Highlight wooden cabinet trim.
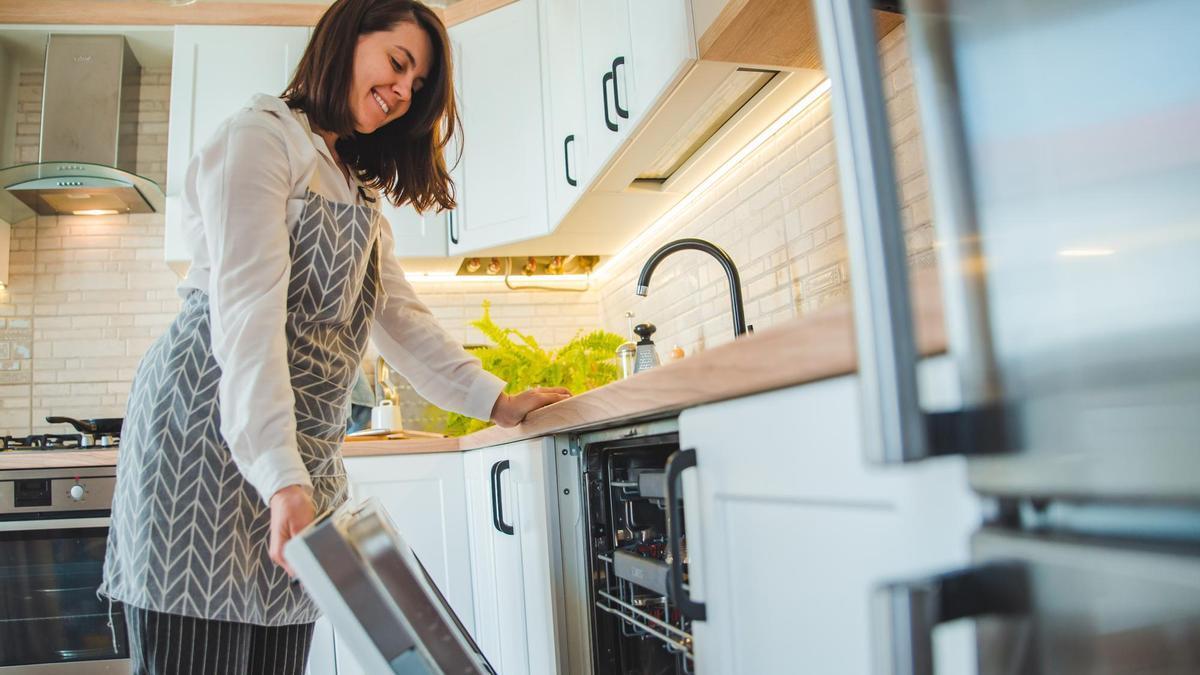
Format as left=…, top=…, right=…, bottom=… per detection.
left=0, top=0, right=514, bottom=27
left=698, top=0, right=903, bottom=69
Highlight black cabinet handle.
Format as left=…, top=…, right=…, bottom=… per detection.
left=563, top=134, right=577, bottom=186
left=602, top=71, right=617, bottom=132
left=611, top=56, right=629, bottom=120
left=665, top=448, right=705, bottom=621
left=448, top=210, right=459, bottom=245
left=490, top=459, right=514, bottom=535
left=874, top=562, right=1029, bottom=675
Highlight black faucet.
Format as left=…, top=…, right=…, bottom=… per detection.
left=635, top=237, right=749, bottom=338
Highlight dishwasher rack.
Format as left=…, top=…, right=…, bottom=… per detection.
left=579, top=431, right=697, bottom=675
left=594, top=552, right=695, bottom=666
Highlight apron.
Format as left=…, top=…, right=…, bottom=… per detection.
left=100, top=189, right=381, bottom=626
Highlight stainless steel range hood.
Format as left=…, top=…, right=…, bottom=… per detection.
left=0, top=34, right=164, bottom=222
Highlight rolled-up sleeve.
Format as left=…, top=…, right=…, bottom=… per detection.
left=372, top=216, right=506, bottom=421
left=195, top=115, right=311, bottom=505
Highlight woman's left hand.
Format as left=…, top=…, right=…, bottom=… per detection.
left=491, top=387, right=572, bottom=427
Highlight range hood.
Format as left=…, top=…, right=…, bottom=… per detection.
left=0, top=34, right=164, bottom=222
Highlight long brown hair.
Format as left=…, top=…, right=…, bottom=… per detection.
left=283, top=0, right=459, bottom=212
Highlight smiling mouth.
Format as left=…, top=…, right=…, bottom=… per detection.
left=372, top=89, right=391, bottom=115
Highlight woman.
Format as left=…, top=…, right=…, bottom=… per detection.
left=99, top=1, right=568, bottom=672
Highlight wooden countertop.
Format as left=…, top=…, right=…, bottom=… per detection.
left=0, top=270, right=945, bottom=470
left=458, top=268, right=945, bottom=450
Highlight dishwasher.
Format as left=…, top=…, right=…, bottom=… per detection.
left=560, top=421, right=701, bottom=675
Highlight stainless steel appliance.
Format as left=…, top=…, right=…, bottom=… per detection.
left=0, top=464, right=129, bottom=673
left=286, top=499, right=495, bottom=674
left=812, top=0, right=1200, bottom=671
left=0, top=34, right=164, bottom=223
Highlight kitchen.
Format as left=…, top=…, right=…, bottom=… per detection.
left=0, top=0, right=1198, bottom=673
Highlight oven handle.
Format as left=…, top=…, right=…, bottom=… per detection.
left=0, top=516, right=110, bottom=532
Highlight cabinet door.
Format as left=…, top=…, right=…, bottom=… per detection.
left=164, top=26, right=309, bottom=270
left=381, top=201, right=447, bottom=258
left=579, top=0, right=633, bottom=172
left=678, top=369, right=981, bottom=674
left=462, top=448, right=503, bottom=668
left=540, top=0, right=588, bottom=221
left=165, top=26, right=309, bottom=197
left=465, top=438, right=563, bottom=674
left=448, top=0, right=549, bottom=254
left=626, top=0, right=694, bottom=115
left=334, top=452, right=475, bottom=675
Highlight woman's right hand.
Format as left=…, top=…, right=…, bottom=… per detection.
left=268, top=484, right=316, bottom=577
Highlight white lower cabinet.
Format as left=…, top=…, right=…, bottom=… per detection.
left=463, top=438, right=564, bottom=674
left=678, top=360, right=983, bottom=674
left=320, top=452, right=475, bottom=675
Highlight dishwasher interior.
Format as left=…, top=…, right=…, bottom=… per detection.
left=580, top=430, right=695, bottom=674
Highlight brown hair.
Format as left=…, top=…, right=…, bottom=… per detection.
left=283, top=0, right=458, bottom=212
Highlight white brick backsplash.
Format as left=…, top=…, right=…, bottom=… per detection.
left=596, top=25, right=932, bottom=355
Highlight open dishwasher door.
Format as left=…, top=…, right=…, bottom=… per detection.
left=285, top=498, right=495, bottom=675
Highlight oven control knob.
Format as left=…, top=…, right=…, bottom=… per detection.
left=69, top=484, right=85, bottom=501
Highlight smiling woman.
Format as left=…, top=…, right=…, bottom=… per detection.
left=283, top=0, right=459, bottom=212
left=95, top=2, right=569, bottom=674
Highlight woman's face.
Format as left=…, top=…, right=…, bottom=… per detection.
left=350, top=21, right=433, bottom=134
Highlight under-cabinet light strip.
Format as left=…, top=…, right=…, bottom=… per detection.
left=594, top=78, right=833, bottom=280
left=404, top=273, right=591, bottom=284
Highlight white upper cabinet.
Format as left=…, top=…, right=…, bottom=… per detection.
left=381, top=201, right=448, bottom=258
left=578, top=0, right=634, bottom=174
left=165, top=26, right=310, bottom=198
left=540, top=0, right=589, bottom=226
left=447, top=0, right=551, bottom=255
left=627, top=0, right=695, bottom=117
left=163, top=26, right=309, bottom=270
left=441, top=0, right=693, bottom=256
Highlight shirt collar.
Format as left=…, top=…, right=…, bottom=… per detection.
left=244, top=94, right=379, bottom=206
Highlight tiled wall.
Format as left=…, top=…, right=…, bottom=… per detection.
left=595, top=24, right=932, bottom=354
left=395, top=282, right=601, bottom=351
left=0, top=67, right=178, bottom=435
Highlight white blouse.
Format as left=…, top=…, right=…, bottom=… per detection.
left=177, top=94, right=505, bottom=505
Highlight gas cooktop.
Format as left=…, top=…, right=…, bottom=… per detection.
left=0, top=434, right=117, bottom=452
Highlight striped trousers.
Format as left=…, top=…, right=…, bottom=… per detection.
left=125, top=605, right=314, bottom=675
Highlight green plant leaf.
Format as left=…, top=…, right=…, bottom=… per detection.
left=437, top=302, right=625, bottom=436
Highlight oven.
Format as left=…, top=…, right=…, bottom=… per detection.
left=0, top=465, right=129, bottom=673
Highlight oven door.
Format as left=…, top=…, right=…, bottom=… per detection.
left=0, top=516, right=130, bottom=673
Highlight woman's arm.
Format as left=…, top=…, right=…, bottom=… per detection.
left=371, top=215, right=569, bottom=426
left=194, top=114, right=312, bottom=505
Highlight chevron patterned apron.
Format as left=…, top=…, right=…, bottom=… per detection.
left=100, top=190, right=380, bottom=626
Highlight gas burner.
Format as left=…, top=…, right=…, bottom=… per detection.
left=1, top=434, right=85, bottom=451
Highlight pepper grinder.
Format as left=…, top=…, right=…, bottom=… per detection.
left=633, top=323, right=660, bottom=373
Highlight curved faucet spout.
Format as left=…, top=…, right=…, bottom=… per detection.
left=635, top=237, right=749, bottom=338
